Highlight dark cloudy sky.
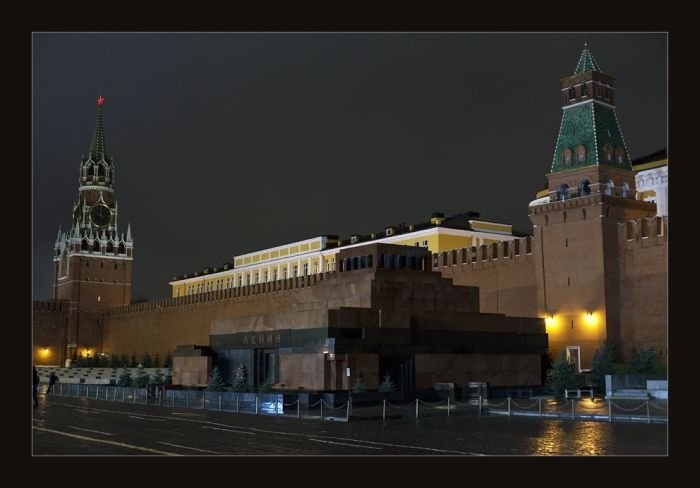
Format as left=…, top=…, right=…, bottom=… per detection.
left=32, top=32, right=667, bottom=301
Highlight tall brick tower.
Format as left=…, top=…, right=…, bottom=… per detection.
left=528, top=44, right=656, bottom=370
left=52, top=96, right=134, bottom=362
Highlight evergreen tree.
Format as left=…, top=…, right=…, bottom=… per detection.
left=165, top=369, right=172, bottom=385
left=629, top=348, right=664, bottom=374
left=351, top=376, right=367, bottom=393
left=117, top=366, right=133, bottom=387
left=142, top=352, right=153, bottom=368
left=546, top=352, right=581, bottom=396
left=164, top=351, right=173, bottom=368
left=134, top=364, right=150, bottom=388
left=207, top=367, right=228, bottom=392
left=153, top=353, right=161, bottom=368
left=378, top=373, right=396, bottom=393
left=232, top=364, right=248, bottom=392
left=119, top=353, right=129, bottom=368
left=152, top=369, right=166, bottom=386
left=591, top=343, right=619, bottom=389
left=109, top=353, right=119, bottom=368
left=130, top=353, right=138, bottom=367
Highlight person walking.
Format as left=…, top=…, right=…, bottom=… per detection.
left=33, top=367, right=40, bottom=407
left=47, top=371, right=58, bottom=395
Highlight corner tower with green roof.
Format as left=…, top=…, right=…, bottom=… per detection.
left=547, top=43, right=635, bottom=200
left=528, top=44, right=658, bottom=371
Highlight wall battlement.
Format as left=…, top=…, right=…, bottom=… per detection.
left=106, top=272, right=338, bottom=317
left=431, top=236, right=534, bottom=270
left=619, top=216, right=668, bottom=249
left=33, top=300, right=69, bottom=313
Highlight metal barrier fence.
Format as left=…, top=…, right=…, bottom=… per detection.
left=46, top=385, right=667, bottom=424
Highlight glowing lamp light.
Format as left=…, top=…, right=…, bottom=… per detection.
left=41, top=347, right=49, bottom=356
left=545, top=314, right=555, bottom=328
left=584, top=312, right=596, bottom=325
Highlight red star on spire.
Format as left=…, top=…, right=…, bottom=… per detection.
left=97, top=96, right=105, bottom=107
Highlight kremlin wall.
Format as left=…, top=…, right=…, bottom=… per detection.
left=33, top=45, right=668, bottom=392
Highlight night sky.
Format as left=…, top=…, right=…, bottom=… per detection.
left=32, top=33, right=667, bottom=301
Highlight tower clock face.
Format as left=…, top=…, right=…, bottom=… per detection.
left=89, top=204, right=112, bottom=228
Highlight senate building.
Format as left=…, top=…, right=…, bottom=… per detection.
left=33, top=45, right=667, bottom=392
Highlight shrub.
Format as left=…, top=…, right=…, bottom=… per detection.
left=351, top=377, right=367, bottom=393
left=546, top=352, right=581, bottom=396
left=232, top=364, right=249, bottom=392
left=207, top=367, right=228, bottom=392
left=117, top=366, right=132, bottom=387
left=378, top=373, right=396, bottom=392
left=133, top=365, right=150, bottom=388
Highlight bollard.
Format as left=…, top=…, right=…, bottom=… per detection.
left=478, top=395, right=482, bottom=415
left=647, top=400, right=651, bottom=424
left=255, top=396, right=259, bottom=415
left=275, top=397, right=278, bottom=416
left=96, top=386, right=99, bottom=400
left=447, top=396, right=450, bottom=417
left=382, top=399, right=386, bottom=421
left=133, top=389, right=136, bottom=404
left=572, top=399, right=575, bottom=420
left=236, top=395, right=239, bottom=413
left=60, top=383, right=63, bottom=396
left=415, top=399, right=419, bottom=419
left=186, top=391, right=189, bottom=409
left=219, top=395, right=222, bottom=412
left=508, top=397, right=511, bottom=416
left=122, top=388, right=125, bottom=402
left=320, top=399, right=324, bottom=420
left=539, top=398, right=542, bottom=417
left=172, top=391, right=175, bottom=407
left=298, top=400, right=301, bottom=419
left=202, top=393, right=206, bottom=409
left=113, top=388, right=117, bottom=402
left=609, top=399, right=612, bottom=422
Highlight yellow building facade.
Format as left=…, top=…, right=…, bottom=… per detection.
left=169, top=213, right=518, bottom=298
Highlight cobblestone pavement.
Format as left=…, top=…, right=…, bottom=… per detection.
left=32, top=395, right=667, bottom=456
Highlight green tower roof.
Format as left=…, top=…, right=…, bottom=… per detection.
left=551, top=103, right=631, bottom=173
left=574, top=43, right=601, bottom=74
left=88, top=95, right=107, bottom=157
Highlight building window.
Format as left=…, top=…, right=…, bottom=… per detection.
left=578, top=179, right=591, bottom=196
left=303, top=263, right=308, bottom=275
left=604, top=179, right=614, bottom=196
left=568, top=85, right=576, bottom=100
left=581, top=81, right=587, bottom=97
left=283, top=268, right=288, bottom=279
left=293, top=265, right=298, bottom=277
left=562, top=148, right=572, bottom=165
left=273, top=269, right=278, bottom=281
left=576, top=145, right=586, bottom=163
left=514, top=239, right=520, bottom=256
left=566, top=346, right=581, bottom=373
left=622, top=182, right=630, bottom=198
left=557, top=184, right=570, bottom=201
left=604, top=144, right=613, bottom=162
left=615, top=147, right=625, bottom=164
